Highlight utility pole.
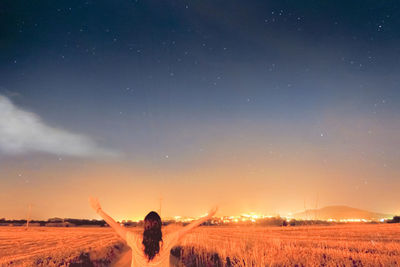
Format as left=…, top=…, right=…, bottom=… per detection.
left=304, top=198, right=308, bottom=220
left=26, top=203, right=32, bottom=229
left=314, top=193, right=319, bottom=221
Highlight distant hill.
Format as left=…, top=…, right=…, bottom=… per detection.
left=293, top=205, right=393, bottom=221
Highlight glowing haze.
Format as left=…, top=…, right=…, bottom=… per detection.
left=1, top=1, right=399, bottom=220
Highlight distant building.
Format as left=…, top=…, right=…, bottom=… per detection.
left=46, top=221, right=76, bottom=227
left=24, top=222, right=41, bottom=227
left=48, top=217, right=63, bottom=223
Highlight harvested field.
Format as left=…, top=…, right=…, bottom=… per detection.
left=173, top=224, right=400, bottom=266
left=0, top=227, right=125, bottom=266
left=2, top=224, right=400, bottom=266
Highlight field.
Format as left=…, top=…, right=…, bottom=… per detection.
left=1, top=224, right=400, bottom=266
left=0, top=227, right=125, bottom=266
left=174, top=224, right=400, bottom=267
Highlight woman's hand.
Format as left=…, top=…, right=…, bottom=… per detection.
left=88, top=196, right=128, bottom=241
left=207, top=205, right=218, bottom=218
left=89, top=196, right=102, bottom=214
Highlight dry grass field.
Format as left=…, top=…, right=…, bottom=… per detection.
left=1, top=224, right=400, bottom=266
left=174, top=224, right=400, bottom=267
left=0, top=226, right=125, bottom=266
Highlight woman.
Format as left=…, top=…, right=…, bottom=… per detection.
left=89, top=197, right=218, bottom=267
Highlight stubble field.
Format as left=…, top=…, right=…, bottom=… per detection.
left=0, top=227, right=125, bottom=266
left=175, top=224, right=400, bottom=266
left=1, top=224, right=400, bottom=266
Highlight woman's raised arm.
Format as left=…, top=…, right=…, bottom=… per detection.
left=89, top=196, right=128, bottom=241
left=176, top=206, right=218, bottom=240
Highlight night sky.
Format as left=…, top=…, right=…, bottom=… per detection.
left=1, top=1, right=399, bottom=220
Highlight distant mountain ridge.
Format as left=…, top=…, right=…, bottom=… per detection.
left=293, top=205, right=393, bottom=221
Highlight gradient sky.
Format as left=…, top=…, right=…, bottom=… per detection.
left=1, top=0, right=399, bottom=220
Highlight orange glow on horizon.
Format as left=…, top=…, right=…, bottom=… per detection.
left=1, top=129, right=399, bottom=221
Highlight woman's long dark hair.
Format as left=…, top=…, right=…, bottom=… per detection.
left=142, top=211, right=163, bottom=261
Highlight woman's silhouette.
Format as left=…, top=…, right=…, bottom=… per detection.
left=89, top=197, right=218, bottom=267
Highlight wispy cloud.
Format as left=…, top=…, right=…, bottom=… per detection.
left=0, top=95, right=118, bottom=157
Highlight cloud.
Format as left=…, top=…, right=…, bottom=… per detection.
left=0, top=95, right=118, bottom=157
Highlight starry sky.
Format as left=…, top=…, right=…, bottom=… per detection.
left=1, top=0, right=399, bottom=220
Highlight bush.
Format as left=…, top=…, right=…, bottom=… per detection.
left=388, top=216, right=400, bottom=223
